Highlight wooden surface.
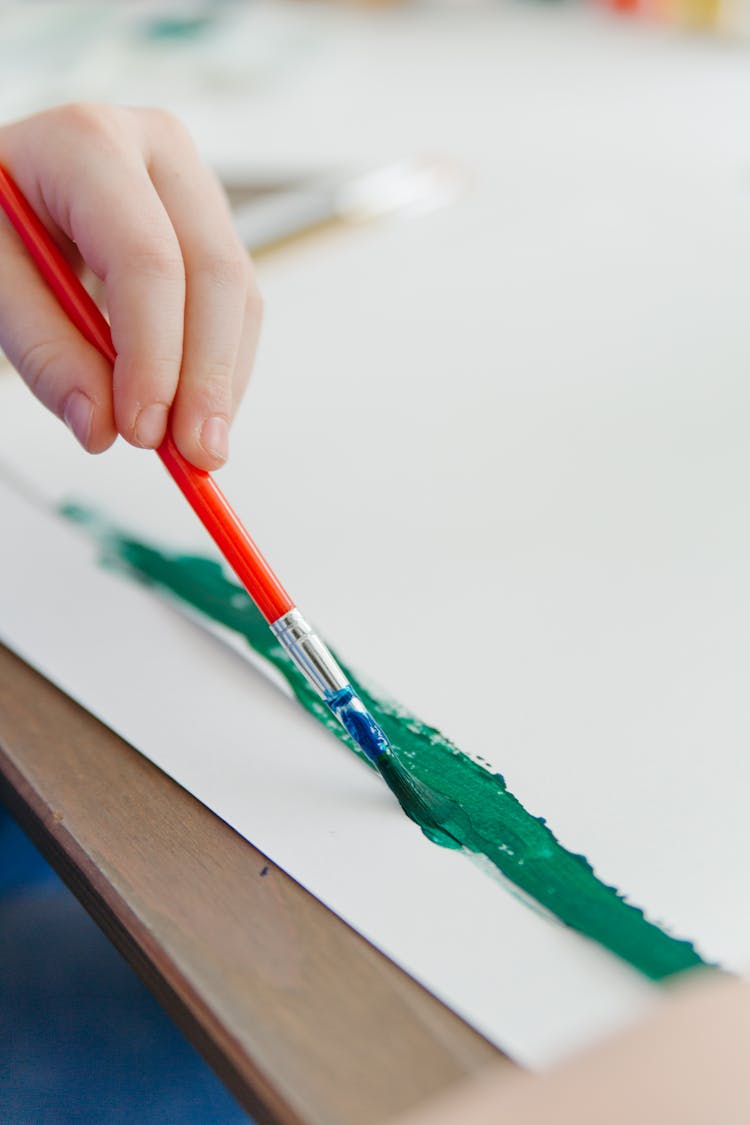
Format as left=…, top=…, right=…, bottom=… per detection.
left=0, top=643, right=507, bottom=1125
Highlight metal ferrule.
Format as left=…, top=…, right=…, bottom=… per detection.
left=270, top=608, right=349, bottom=698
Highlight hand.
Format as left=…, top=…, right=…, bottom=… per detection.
left=389, top=972, right=750, bottom=1125
left=0, top=103, right=262, bottom=469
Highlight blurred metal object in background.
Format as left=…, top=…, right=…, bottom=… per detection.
left=226, top=157, right=468, bottom=255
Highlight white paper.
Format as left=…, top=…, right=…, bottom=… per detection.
left=0, top=475, right=658, bottom=1067
left=2, top=1, right=750, bottom=1067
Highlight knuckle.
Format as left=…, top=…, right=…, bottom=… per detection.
left=17, top=337, right=63, bottom=405
left=207, top=362, right=236, bottom=391
left=182, top=368, right=234, bottom=418
left=55, top=102, right=128, bottom=148
left=199, top=368, right=235, bottom=408
left=140, top=106, right=191, bottom=145
left=124, top=237, right=185, bottom=284
left=148, top=355, right=184, bottom=382
left=199, top=249, right=248, bottom=290
left=117, top=353, right=181, bottom=396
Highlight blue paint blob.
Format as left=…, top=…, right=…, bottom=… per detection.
left=325, top=686, right=390, bottom=762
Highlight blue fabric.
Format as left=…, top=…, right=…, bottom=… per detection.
left=0, top=805, right=252, bottom=1124
left=0, top=810, right=58, bottom=895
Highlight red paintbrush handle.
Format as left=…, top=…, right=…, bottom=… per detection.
left=0, top=164, right=294, bottom=623
left=156, top=433, right=293, bottom=621
left=0, top=165, right=117, bottom=366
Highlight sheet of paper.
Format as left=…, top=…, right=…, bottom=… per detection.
left=2, top=1, right=750, bottom=1067
left=0, top=474, right=657, bottom=1066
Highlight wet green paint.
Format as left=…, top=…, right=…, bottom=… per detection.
left=63, top=504, right=705, bottom=981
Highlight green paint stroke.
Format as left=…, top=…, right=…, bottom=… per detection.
left=63, top=504, right=706, bottom=981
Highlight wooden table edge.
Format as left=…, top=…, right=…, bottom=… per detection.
left=0, top=644, right=508, bottom=1125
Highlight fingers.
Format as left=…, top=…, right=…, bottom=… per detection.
left=0, top=104, right=261, bottom=467
left=55, top=110, right=186, bottom=450
left=144, top=110, right=261, bottom=468
left=0, top=215, right=116, bottom=452
left=1, top=105, right=185, bottom=451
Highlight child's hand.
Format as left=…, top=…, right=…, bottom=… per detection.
left=0, top=104, right=262, bottom=468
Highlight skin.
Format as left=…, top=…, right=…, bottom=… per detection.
left=0, top=103, right=262, bottom=468
left=389, top=973, right=750, bottom=1125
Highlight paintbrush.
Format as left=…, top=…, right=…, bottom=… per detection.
left=0, top=164, right=441, bottom=828
left=229, top=157, right=465, bottom=256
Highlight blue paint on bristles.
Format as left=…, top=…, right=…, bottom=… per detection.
left=325, top=685, right=389, bottom=762
left=325, top=684, right=448, bottom=836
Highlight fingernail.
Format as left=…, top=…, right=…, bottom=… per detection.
left=63, top=390, right=94, bottom=449
left=200, top=415, right=229, bottom=462
left=134, top=403, right=169, bottom=449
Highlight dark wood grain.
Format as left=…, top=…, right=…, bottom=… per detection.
left=0, top=643, right=507, bottom=1125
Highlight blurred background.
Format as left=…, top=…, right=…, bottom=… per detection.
left=1, top=0, right=748, bottom=224
left=1, top=0, right=748, bottom=133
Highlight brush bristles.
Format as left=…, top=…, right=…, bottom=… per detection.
left=325, top=686, right=457, bottom=843
left=376, top=753, right=444, bottom=832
